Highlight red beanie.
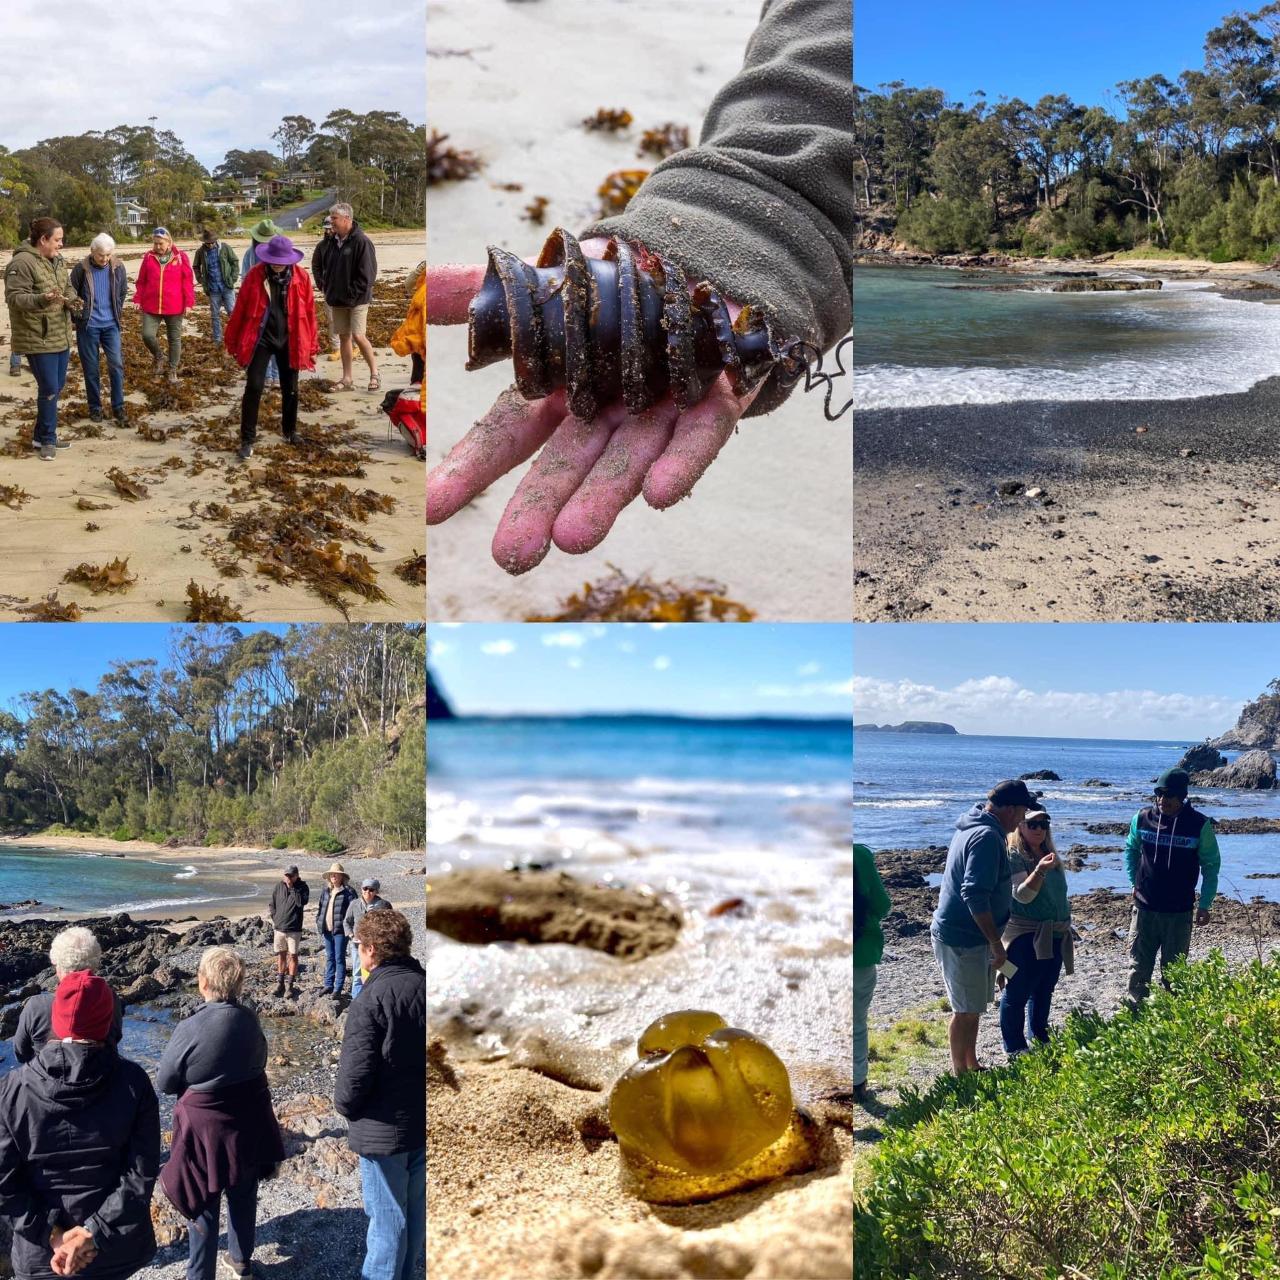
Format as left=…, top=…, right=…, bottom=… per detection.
left=51, top=971, right=114, bottom=1042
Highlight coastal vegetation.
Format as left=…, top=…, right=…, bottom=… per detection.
left=856, top=5, right=1280, bottom=259
left=0, top=624, right=425, bottom=851
left=854, top=953, right=1280, bottom=1278
left=0, top=109, right=427, bottom=244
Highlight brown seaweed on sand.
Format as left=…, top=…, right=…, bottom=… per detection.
left=596, top=168, right=649, bottom=216
left=582, top=107, right=633, bottom=132
left=18, top=592, right=82, bottom=622
left=106, top=468, right=149, bottom=501
left=394, top=552, right=426, bottom=586
left=427, top=129, right=483, bottom=184
left=75, top=498, right=112, bottom=511
left=63, top=558, right=137, bottom=595
left=526, top=566, right=757, bottom=622
left=637, top=122, right=690, bottom=158
left=522, top=195, right=550, bottom=224
left=0, top=484, right=31, bottom=509
left=184, top=581, right=245, bottom=622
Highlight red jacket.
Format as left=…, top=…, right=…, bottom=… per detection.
left=224, top=263, right=319, bottom=371
left=133, top=249, right=195, bottom=315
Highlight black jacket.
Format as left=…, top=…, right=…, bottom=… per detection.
left=316, top=884, right=358, bottom=938
left=334, top=956, right=425, bottom=1156
left=268, top=878, right=310, bottom=932
left=68, top=256, right=128, bottom=332
left=311, top=224, right=376, bottom=307
left=13, top=989, right=124, bottom=1064
left=0, top=1042, right=159, bottom=1278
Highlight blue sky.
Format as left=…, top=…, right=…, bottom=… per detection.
left=854, top=624, right=1273, bottom=739
left=857, top=0, right=1226, bottom=105
left=429, top=624, right=853, bottom=717
left=0, top=624, right=288, bottom=707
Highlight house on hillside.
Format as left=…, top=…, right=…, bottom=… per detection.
left=113, top=198, right=149, bottom=237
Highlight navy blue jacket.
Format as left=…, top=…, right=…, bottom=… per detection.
left=68, top=256, right=128, bottom=330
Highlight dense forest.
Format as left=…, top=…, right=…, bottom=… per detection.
left=0, top=625, right=425, bottom=852
left=856, top=4, right=1280, bottom=259
left=0, top=109, right=426, bottom=244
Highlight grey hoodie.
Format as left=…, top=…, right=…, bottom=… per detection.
left=931, top=804, right=1013, bottom=948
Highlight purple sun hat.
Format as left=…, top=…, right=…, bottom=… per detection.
left=256, top=234, right=304, bottom=266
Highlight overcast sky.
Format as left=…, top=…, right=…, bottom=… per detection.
left=7, top=0, right=423, bottom=171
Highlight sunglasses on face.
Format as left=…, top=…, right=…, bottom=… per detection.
left=1027, top=820, right=1050, bottom=830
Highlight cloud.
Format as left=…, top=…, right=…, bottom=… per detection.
left=648, top=623, right=670, bottom=630
left=481, top=640, right=516, bottom=657
left=567, top=656, right=584, bottom=669
left=617, top=641, right=636, bottom=654
left=430, top=641, right=451, bottom=656
left=852, top=674, right=1242, bottom=737
left=797, top=662, right=822, bottom=677
left=542, top=631, right=587, bottom=649
left=652, top=656, right=671, bottom=671
left=757, top=678, right=854, bottom=699
left=6, top=0, right=421, bottom=167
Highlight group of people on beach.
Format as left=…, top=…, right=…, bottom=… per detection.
left=0, top=865, right=425, bottom=1280
left=2, top=204, right=391, bottom=462
left=853, top=768, right=1222, bottom=1095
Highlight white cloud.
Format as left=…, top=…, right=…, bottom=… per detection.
left=431, top=641, right=451, bottom=657
left=542, top=631, right=587, bottom=649
left=852, top=674, right=1242, bottom=738
left=481, top=640, right=517, bottom=657
left=757, top=678, right=854, bottom=699
left=648, top=623, right=670, bottom=630
left=6, top=0, right=421, bottom=168
left=652, top=656, right=671, bottom=671
left=617, top=641, right=636, bottom=654
left=567, top=656, right=584, bottom=669
left=797, top=662, right=821, bottom=677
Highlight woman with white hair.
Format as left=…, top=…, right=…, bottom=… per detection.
left=69, top=232, right=131, bottom=427
left=157, top=947, right=284, bottom=1280
left=11, top=925, right=123, bottom=1063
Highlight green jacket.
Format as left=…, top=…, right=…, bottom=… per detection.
left=192, top=241, right=240, bottom=292
left=585, top=0, right=853, bottom=416
left=4, top=244, right=79, bottom=354
left=854, top=844, right=891, bottom=968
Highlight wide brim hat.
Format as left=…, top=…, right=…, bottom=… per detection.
left=256, top=234, right=304, bottom=266
left=250, top=219, right=282, bottom=243
left=327, top=861, right=348, bottom=877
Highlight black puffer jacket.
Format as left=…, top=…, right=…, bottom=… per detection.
left=0, top=1042, right=160, bottom=1279
left=310, top=224, right=377, bottom=307
left=334, top=955, right=425, bottom=1156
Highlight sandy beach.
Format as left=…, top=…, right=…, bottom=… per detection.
left=0, top=231, right=423, bottom=622
left=425, top=0, right=852, bottom=622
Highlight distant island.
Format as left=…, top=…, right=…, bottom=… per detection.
left=855, top=721, right=959, bottom=735
left=1208, top=679, right=1280, bottom=752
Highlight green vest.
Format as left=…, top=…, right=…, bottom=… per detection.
left=4, top=245, right=73, bottom=354
left=1008, top=850, right=1070, bottom=923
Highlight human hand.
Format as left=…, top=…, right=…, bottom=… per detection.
left=425, top=241, right=761, bottom=575
left=42, top=289, right=61, bottom=304
left=990, top=942, right=1008, bottom=971
left=1036, top=852, right=1058, bottom=875
left=50, top=1226, right=96, bottom=1275
left=1195, top=908, right=1210, bottom=927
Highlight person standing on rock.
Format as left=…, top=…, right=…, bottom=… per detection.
left=335, top=910, right=425, bottom=1280
left=192, top=229, right=240, bottom=347
left=134, top=228, right=195, bottom=384
left=68, top=234, right=130, bottom=428
left=3, top=217, right=81, bottom=460
left=268, top=865, right=309, bottom=998
left=931, top=779, right=1033, bottom=1074
left=157, top=947, right=284, bottom=1280
left=316, top=862, right=358, bottom=996
left=12, top=925, right=124, bottom=1063
left=853, top=844, right=890, bottom=1105
left=311, top=203, right=379, bottom=392
left=1000, top=808, right=1072, bottom=1057
left=0, top=971, right=161, bottom=1279
left=1124, top=767, right=1220, bottom=1005
left=344, top=878, right=392, bottom=998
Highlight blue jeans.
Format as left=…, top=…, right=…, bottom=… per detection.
left=186, top=1178, right=257, bottom=1280
left=359, top=1148, right=425, bottom=1280
left=77, top=323, right=124, bottom=413
left=999, top=931, right=1065, bottom=1056
left=349, top=941, right=364, bottom=997
left=8, top=351, right=20, bottom=372
left=27, top=350, right=70, bottom=445
left=321, top=930, right=346, bottom=992
left=208, top=287, right=236, bottom=344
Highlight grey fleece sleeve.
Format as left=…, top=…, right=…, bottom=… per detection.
left=583, top=0, right=853, bottom=417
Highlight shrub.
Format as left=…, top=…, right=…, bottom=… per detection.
left=281, top=827, right=345, bottom=855
left=111, top=824, right=133, bottom=842
left=895, top=197, right=992, bottom=254
left=856, top=953, right=1280, bottom=1278
left=270, top=835, right=289, bottom=850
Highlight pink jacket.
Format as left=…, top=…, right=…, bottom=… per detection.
left=134, top=249, right=195, bottom=316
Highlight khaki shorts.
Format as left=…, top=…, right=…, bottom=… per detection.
left=330, top=304, right=369, bottom=338
left=931, top=931, right=995, bottom=1014
left=273, top=929, right=303, bottom=955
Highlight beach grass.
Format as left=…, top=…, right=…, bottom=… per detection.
left=867, top=1009, right=950, bottom=1082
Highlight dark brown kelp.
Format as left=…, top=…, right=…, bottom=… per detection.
left=467, top=227, right=781, bottom=420
left=426, top=129, right=482, bottom=184
left=63, top=558, right=137, bottom=594
left=582, top=107, right=633, bottom=132
left=0, top=484, right=31, bottom=509
left=526, top=566, right=756, bottom=622
left=184, top=581, right=245, bottom=622
left=394, top=552, right=426, bottom=586
left=17, top=592, right=82, bottom=622
left=106, top=468, right=149, bottom=501
left=597, top=168, right=649, bottom=216
left=638, top=123, right=690, bottom=158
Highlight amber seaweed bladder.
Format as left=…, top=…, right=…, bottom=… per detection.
left=608, top=1010, right=821, bottom=1204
